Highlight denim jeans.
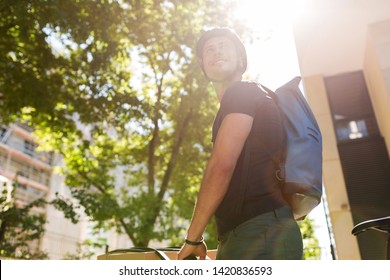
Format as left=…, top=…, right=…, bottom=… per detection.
left=216, top=206, right=303, bottom=260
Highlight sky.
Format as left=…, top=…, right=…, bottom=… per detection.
left=233, top=0, right=305, bottom=88
left=232, top=0, right=334, bottom=259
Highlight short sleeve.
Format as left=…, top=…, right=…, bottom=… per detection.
left=220, top=81, right=264, bottom=119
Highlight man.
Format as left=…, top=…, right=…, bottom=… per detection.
left=177, top=28, right=303, bottom=260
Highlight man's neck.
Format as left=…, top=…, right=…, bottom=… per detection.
left=212, top=73, right=242, bottom=102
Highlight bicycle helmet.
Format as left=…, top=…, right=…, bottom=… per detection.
left=196, top=27, right=247, bottom=76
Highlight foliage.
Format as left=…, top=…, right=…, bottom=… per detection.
left=1, top=0, right=251, bottom=248
left=63, top=237, right=107, bottom=260
left=0, top=186, right=48, bottom=259
left=298, top=217, right=321, bottom=260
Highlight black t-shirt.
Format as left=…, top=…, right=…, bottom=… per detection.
left=212, top=81, right=288, bottom=236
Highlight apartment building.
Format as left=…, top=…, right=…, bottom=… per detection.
left=0, top=123, right=84, bottom=259
left=0, top=124, right=50, bottom=203
left=0, top=122, right=137, bottom=259
left=292, top=0, right=390, bottom=259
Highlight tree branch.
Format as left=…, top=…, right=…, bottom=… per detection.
left=147, top=74, right=164, bottom=194
left=145, top=106, right=194, bottom=233
left=158, top=109, right=193, bottom=201
left=76, top=171, right=137, bottom=244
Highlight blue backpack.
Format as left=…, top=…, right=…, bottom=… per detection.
left=273, top=77, right=323, bottom=220
left=238, top=77, right=323, bottom=220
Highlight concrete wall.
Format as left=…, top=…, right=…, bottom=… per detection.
left=302, top=76, right=361, bottom=259
left=364, top=19, right=390, bottom=154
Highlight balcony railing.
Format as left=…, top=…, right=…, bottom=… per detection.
left=14, top=182, right=46, bottom=202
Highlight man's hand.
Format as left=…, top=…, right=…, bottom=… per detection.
left=177, top=242, right=208, bottom=260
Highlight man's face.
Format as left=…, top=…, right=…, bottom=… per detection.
left=201, top=36, right=240, bottom=81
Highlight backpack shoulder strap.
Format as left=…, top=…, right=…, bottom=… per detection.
left=235, top=83, right=286, bottom=215
left=257, top=83, right=286, bottom=181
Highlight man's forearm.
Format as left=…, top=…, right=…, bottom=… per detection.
left=185, top=113, right=253, bottom=242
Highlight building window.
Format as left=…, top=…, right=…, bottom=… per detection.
left=334, top=119, right=370, bottom=141
left=325, top=71, right=380, bottom=143
left=0, top=152, right=6, bottom=169
left=24, top=140, right=36, bottom=157
left=14, top=182, right=45, bottom=202
left=0, top=127, right=7, bottom=142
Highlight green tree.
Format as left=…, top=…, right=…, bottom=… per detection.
left=63, top=238, right=107, bottom=260
left=0, top=186, right=48, bottom=259
left=0, top=0, right=133, bottom=124
left=298, top=217, right=321, bottom=259
left=1, top=0, right=249, bottom=248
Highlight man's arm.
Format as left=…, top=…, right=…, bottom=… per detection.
left=177, top=112, right=253, bottom=259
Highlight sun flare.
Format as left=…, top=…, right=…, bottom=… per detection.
left=232, top=0, right=305, bottom=32
left=227, top=0, right=305, bottom=89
